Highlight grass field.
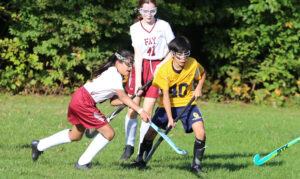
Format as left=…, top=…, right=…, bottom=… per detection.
left=0, top=94, right=299, bottom=178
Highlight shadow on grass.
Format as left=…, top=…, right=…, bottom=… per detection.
left=118, top=161, right=204, bottom=178
left=118, top=160, right=204, bottom=177
left=90, top=161, right=102, bottom=167
left=204, top=162, right=248, bottom=171
left=0, top=143, right=31, bottom=149
left=257, top=161, right=283, bottom=166
left=19, top=144, right=31, bottom=148
left=119, top=162, right=152, bottom=170
left=204, top=152, right=254, bottom=160
left=118, top=152, right=285, bottom=174
left=163, top=160, right=249, bottom=173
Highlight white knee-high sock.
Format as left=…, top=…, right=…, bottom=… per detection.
left=125, top=115, right=138, bottom=147
left=77, top=134, right=110, bottom=165
left=37, top=129, right=71, bottom=151
left=137, top=121, right=150, bottom=154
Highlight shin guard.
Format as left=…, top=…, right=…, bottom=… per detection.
left=193, top=138, right=206, bottom=165
left=138, top=139, right=153, bottom=161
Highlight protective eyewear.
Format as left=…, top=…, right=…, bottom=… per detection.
left=139, top=7, right=157, bottom=16
left=173, top=50, right=191, bottom=59
left=115, top=53, right=134, bottom=67
left=123, top=60, right=134, bottom=67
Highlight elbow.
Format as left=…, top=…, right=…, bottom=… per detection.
left=201, top=71, right=207, bottom=81
left=110, top=100, right=122, bottom=106
left=110, top=95, right=122, bottom=106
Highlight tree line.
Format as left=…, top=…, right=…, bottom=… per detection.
left=0, top=0, right=299, bottom=106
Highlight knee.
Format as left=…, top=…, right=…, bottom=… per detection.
left=103, top=130, right=115, bottom=141
left=199, top=131, right=206, bottom=140
left=71, top=136, right=82, bottom=141
left=195, top=130, right=205, bottom=141
left=127, top=110, right=138, bottom=119
left=201, top=130, right=206, bottom=137
left=145, top=127, right=157, bottom=140
left=69, top=132, right=83, bottom=141
left=107, top=131, right=115, bottom=141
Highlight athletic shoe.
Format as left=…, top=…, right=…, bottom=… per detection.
left=134, top=155, right=143, bottom=162
left=31, top=140, right=43, bottom=162
left=190, top=164, right=205, bottom=174
left=129, top=161, right=146, bottom=168
left=120, top=145, right=134, bottom=160
left=75, top=162, right=92, bottom=170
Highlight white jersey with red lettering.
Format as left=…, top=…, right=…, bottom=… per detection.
left=130, top=18, right=174, bottom=60
left=84, top=66, right=124, bottom=104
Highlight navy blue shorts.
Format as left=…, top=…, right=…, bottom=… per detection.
left=152, top=105, right=203, bottom=133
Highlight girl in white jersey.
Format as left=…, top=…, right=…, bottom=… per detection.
left=122, top=0, right=175, bottom=161
left=30, top=50, right=151, bottom=170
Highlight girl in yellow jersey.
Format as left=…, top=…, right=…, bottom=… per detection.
left=131, top=36, right=207, bottom=174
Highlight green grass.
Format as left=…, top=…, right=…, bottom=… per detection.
left=0, top=94, right=299, bottom=178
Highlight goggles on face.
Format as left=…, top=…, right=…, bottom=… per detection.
left=115, top=53, right=134, bottom=67
left=139, top=7, right=157, bottom=17
left=172, top=50, right=191, bottom=59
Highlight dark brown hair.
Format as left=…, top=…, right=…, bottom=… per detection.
left=168, top=36, right=191, bottom=53
left=96, top=50, right=133, bottom=75
left=139, top=0, right=156, bottom=7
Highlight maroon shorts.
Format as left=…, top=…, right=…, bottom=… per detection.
left=67, top=87, right=108, bottom=129
left=125, top=59, right=160, bottom=98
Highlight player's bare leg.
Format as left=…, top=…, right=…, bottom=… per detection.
left=76, top=124, right=114, bottom=170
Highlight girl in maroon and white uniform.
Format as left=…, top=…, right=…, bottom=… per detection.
left=30, top=50, right=151, bottom=170
left=121, top=0, right=175, bottom=161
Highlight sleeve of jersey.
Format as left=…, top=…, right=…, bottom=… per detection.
left=195, top=63, right=205, bottom=80
left=164, top=22, right=175, bottom=43
left=130, top=26, right=138, bottom=48
left=152, top=69, right=169, bottom=90
left=110, top=72, right=124, bottom=90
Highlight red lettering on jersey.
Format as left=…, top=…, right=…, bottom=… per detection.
left=144, top=38, right=149, bottom=46
left=144, top=37, right=157, bottom=46
left=152, top=37, right=156, bottom=44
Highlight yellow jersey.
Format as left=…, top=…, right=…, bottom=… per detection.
left=152, top=57, right=205, bottom=107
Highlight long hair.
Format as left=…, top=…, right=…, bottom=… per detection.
left=137, top=0, right=157, bottom=21
left=96, top=50, right=133, bottom=75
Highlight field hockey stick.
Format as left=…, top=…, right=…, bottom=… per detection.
left=253, top=136, right=300, bottom=166
left=145, top=97, right=196, bottom=163
left=85, top=78, right=154, bottom=138
left=149, top=122, right=187, bottom=155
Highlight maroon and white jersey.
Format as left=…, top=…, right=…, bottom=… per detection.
left=84, top=67, right=124, bottom=103
left=130, top=18, right=174, bottom=60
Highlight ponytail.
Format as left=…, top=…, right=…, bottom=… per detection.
left=96, top=50, right=133, bottom=75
